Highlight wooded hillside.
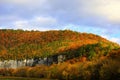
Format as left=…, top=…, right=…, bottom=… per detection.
left=0, top=29, right=119, bottom=60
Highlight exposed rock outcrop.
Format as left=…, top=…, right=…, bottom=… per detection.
left=0, top=55, right=66, bottom=68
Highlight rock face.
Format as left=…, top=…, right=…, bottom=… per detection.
left=58, top=55, right=66, bottom=63
left=0, top=55, right=66, bottom=68
left=0, top=60, right=24, bottom=68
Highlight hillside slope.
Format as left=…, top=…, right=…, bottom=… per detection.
left=0, top=29, right=119, bottom=60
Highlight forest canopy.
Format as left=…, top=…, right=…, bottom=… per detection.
left=0, top=29, right=119, bottom=60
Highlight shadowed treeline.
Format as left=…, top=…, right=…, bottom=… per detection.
left=0, top=48, right=120, bottom=80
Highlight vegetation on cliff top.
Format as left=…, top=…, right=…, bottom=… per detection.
left=0, top=48, right=120, bottom=80
left=0, top=29, right=119, bottom=60
left=0, top=29, right=120, bottom=80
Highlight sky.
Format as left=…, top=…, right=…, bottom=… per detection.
left=0, top=0, right=120, bottom=44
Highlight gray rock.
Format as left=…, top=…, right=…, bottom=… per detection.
left=0, top=54, right=66, bottom=68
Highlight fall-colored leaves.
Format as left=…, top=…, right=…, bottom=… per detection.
left=0, top=29, right=119, bottom=60
left=0, top=53, right=119, bottom=80
left=0, top=29, right=120, bottom=80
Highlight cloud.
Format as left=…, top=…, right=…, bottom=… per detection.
left=1, top=0, right=120, bottom=26
left=102, top=35, right=120, bottom=44
left=34, top=16, right=57, bottom=26
left=80, top=0, right=120, bottom=22
left=0, top=15, right=21, bottom=25
left=110, top=38, right=120, bottom=44
left=0, top=0, right=47, bottom=6
left=13, top=16, right=58, bottom=31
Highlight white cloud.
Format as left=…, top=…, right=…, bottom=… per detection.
left=1, top=0, right=120, bottom=25
left=14, top=20, right=29, bottom=29
left=101, top=35, right=120, bottom=44
left=13, top=16, right=57, bottom=31
left=78, top=0, right=120, bottom=23
left=110, top=38, right=120, bottom=43
left=33, top=16, right=57, bottom=26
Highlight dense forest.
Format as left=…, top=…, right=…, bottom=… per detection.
left=0, top=29, right=119, bottom=60
left=0, top=29, right=120, bottom=80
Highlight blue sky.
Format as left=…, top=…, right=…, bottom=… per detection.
left=0, top=0, right=120, bottom=44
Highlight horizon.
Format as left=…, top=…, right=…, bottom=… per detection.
left=0, top=0, right=120, bottom=44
